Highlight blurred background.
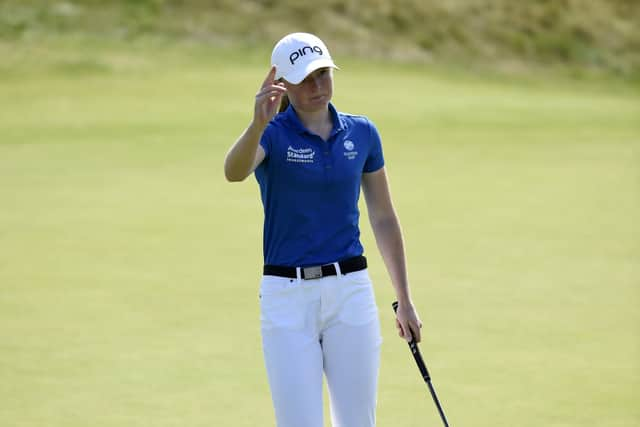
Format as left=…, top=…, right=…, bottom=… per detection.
left=1, top=0, right=639, bottom=77
left=1, top=1, right=639, bottom=427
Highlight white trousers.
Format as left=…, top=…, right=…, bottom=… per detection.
left=259, top=268, right=382, bottom=427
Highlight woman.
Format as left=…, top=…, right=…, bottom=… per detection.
left=224, top=32, right=422, bottom=427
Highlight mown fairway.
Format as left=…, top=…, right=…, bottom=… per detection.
left=1, top=39, right=639, bottom=426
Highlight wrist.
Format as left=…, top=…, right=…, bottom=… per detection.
left=248, top=120, right=267, bottom=135
left=395, top=293, right=413, bottom=307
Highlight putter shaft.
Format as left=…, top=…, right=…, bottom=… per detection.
left=392, top=301, right=450, bottom=427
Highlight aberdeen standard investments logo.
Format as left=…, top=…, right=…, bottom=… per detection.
left=287, top=146, right=316, bottom=163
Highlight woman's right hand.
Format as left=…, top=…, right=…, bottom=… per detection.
left=253, top=66, right=287, bottom=129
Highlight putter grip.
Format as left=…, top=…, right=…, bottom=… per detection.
left=392, top=301, right=431, bottom=382
left=391, top=301, right=414, bottom=342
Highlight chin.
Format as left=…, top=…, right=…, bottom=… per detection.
left=306, top=96, right=331, bottom=109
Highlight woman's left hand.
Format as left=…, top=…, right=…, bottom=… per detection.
left=395, top=300, right=423, bottom=343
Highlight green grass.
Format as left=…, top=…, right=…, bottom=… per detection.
left=1, top=38, right=639, bottom=426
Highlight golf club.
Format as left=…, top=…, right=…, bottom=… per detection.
left=392, top=301, right=450, bottom=427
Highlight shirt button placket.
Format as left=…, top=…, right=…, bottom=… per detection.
left=323, top=144, right=333, bottom=183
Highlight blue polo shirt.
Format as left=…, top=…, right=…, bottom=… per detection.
left=255, top=103, right=385, bottom=267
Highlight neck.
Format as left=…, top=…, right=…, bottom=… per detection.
left=297, top=106, right=332, bottom=131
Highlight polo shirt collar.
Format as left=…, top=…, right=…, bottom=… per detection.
left=283, top=102, right=346, bottom=138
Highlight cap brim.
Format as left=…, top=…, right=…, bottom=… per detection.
left=282, top=58, right=339, bottom=84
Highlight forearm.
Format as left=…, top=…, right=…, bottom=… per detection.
left=370, top=213, right=412, bottom=305
left=224, top=121, right=265, bottom=182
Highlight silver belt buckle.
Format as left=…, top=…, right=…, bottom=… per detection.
left=303, top=266, right=322, bottom=280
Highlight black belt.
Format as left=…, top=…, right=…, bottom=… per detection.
left=263, top=255, right=367, bottom=280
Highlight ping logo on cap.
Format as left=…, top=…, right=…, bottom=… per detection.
left=289, top=45, right=323, bottom=65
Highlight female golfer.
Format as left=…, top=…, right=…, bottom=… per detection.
left=224, top=32, right=422, bottom=427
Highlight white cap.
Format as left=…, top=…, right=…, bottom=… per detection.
left=271, top=32, right=339, bottom=84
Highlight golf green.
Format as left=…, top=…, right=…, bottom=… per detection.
left=1, top=39, right=638, bottom=426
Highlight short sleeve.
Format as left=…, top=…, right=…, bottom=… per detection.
left=363, top=119, right=385, bottom=173
left=259, top=126, right=272, bottom=157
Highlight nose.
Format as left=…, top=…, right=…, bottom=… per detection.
left=309, top=74, right=322, bottom=89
